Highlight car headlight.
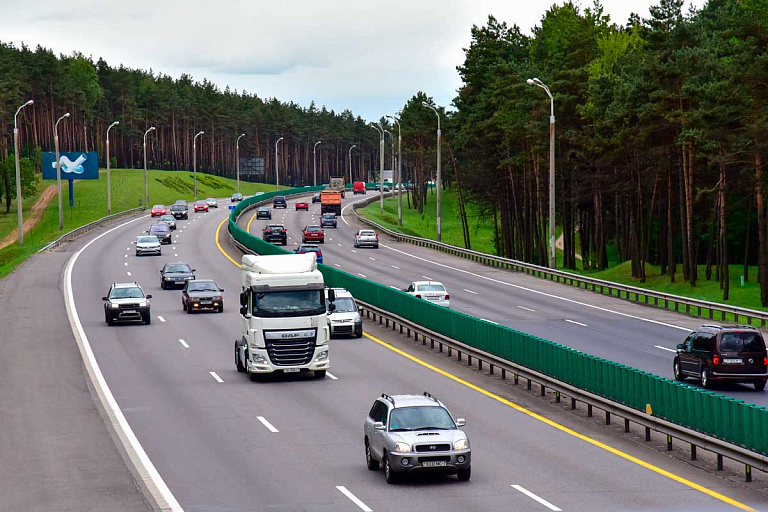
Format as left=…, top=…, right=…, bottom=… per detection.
left=139, top=300, right=148, bottom=307
left=453, top=439, right=469, bottom=450
left=109, top=303, right=119, bottom=309
left=393, top=442, right=411, bottom=453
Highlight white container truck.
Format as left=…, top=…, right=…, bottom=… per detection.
left=235, top=253, right=335, bottom=380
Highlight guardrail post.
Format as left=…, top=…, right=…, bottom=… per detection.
left=571, top=398, right=576, bottom=410
left=555, top=391, right=560, bottom=403
left=587, top=404, right=593, bottom=417
left=645, top=427, right=651, bottom=442
left=478, top=359, right=483, bottom=371
left=501, top=368, right=505, bottom=380
left=527, top=378, right=532, bottom=391
left=690, top=445, right=696, bottom=461
left=605, top=411, right=611, bottom=425
left=514, top=373, right=518, bottom=385
left=624, top=419, right=630, bottom=433
left=666, top=435, right=673, bottom=451
left=746, top=465, right=752, bottom=482
left=540, top=384, right=546, bottom=397
left=489, top=363, right=493, bottom=375
left=717, top=455, right=724, bottom=470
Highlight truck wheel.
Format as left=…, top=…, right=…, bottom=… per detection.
left=314, top=370, right=326, bottom=379
left=235, top=345, right=246, bottom=373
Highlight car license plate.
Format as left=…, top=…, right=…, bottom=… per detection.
left=124, top=310, right=136, bottom=314
left=283, top=368, right=300, bottom=373
left=723, top=358, right=743, bottom=364
left=423, top=461, right=447, bottom=467
left=201, top=301, right=212, bottom=305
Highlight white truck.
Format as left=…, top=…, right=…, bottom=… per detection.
left=235, top=253, right=335, bottom=380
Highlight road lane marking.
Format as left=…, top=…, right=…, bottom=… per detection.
left=379, top=243, right=691, bottom=333
left=126, top=247, right=129, bottom=251
left=334, top=264, right=341, bottom=268
left=336, top=486, right=372, bottom=512
left=369, top=257, right=376, bottom=261
left=126, top=272, right=132, bottom=276
left=517, top=306, right=535, bottom=312
left=326, top=372, right=339, bottom=380
left=463, top=288, right=477, bottom=295
left=178, top=339, right=189, bottom=348
left=481, top=318, right=499, bottom=324
left=362, top=330, right=753, bottom=511
left=124, top=262, right=128, bottom=266
left=174, top=253, right=178, bottom=257
left=351, top=249, right=357, bottom=253
left=511, top=485, right=561, bottom=511
left=391, top=265, right=400, bottom=269
left=655, top=345, right=677, bottom=353
left=389, top=285, right=399, bottom=289
left=257, top=416, right=279, bottom=433
left=215, top=218, right=241, bottom=267
left=422, top=275, right=433, bottom=280
left=338, top=243, right=343, bottom=246
left=357, top=273, right=367, bottom=278
left=564, top=319, right=587, bottom=327
left=209, top=371, right=224, bottom=383
left=158, top=316, right=166, bottom=323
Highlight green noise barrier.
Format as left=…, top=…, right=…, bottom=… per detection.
left=229, top=188, right=768, bottom=456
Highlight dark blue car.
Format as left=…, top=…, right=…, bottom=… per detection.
left=294, top=244, right=323, bottom=264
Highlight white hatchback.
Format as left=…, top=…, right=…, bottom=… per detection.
left=405, top=281, right=450, bottom=307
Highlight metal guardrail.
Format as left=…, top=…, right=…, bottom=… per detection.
left=38, top=207, right=146, bottom=253
left=350, top=197, right=768, bottom=327
left=358, top=300, right=768, bottom=480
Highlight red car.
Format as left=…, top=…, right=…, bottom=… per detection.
left=193, top=200, right=209, bottom=212
left=302, top=225, right=325, bottom=243
left=295, top=201, right=309, bottom=211
left=150, top=204, right=167, bottom=217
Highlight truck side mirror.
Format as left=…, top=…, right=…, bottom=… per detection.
left=240, top=306, right=247, bottom=316
left=328, top=288, right=336, bottom=302
left=240, top=292, right=247, bottom=306
left=328, top=303, right=336, bottom=313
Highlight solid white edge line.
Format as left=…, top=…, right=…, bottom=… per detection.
left=511, top=485, right=561, bottom=511
left=389, top=285, right=399, bottom=289
left=336, top=486, right=372, bottom=512
left=517, top=305, right=535, bottom=312
left=564, top=319, right=588, bottom=327
left=209, top=371, right=223, bottom=383
left=655, top=345, right=677, bottom=353
left=257, top=416, right=279, bottom=433
left=178, top=339, right=190, bottom=348
left=64, top=215, right=183, bottom=511
left=379, top=242, right=691, bottom=333
left=326, top=372, right=339, bottom=380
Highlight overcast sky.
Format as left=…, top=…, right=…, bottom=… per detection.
left=3, top=0, right=704, bottom=121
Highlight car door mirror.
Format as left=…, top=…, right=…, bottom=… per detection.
left=373, top=422, right=385, bottom=430
left=146, top=295, right=152, bottom=299
left=219, top=288, right=224, bottom=292
left=455, top=418, right=466, bottom=427
left=677, top=343, right=684, bottom=350
left=131, top=241, right=136, bottom=244
left=102, top=296, right=108, bottom=301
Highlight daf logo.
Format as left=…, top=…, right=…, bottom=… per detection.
left=281, top=333, right=302, bottom=338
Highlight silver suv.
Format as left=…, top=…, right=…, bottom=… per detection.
left=364, top=392, right=470, bottom=483
left=326, top=288, right=362, bottom=338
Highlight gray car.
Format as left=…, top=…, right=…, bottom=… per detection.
left=103, top=282, right=152, bottom=325
left=158, top=214, right=177, bottom=230
left=326, top=288, right=362, bottom=337
left=354, top=229, right=379, bottom=248
left=364, top=393, right=470, bottom=484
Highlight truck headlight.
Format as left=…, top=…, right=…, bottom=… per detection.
left=393, top=442, right=411, bottom=453
left=315, top=350, right=328, bottom=362
left=453, top=439, right=469, bottom=450
left=251, top=353, right=266, bottom=364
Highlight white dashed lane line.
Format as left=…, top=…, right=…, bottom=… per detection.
left=338, top=243, right=343, bottom=247
left=334, top=264, right=341, bottom=268
left=158, top=316, right=166, bottom=323
left=463, top=288, right=477, bottom=295
left=511, top=485, right=561, bottom=511
left=391, top=265, right=400, bottom=269
left=357, top=273, right=367, bottom=278
left=369, top=257, right=376, bottom=261
left=126, top=272, right=132, bottom=276
left=422, top=275, right=433, bottom=280
left=336, top=486, right=372, bottom=512
left=326, top=372, right=339, bottom=380
left=351, top=249, right=357, bottom=253
left=124, top=262, right=128, bottom=266
left=257, top=416, right=279, bottom=433
left=517, top=306, right=535, bottom=312
left=179, top=339, right=190, bottom=348
left=174, top=254, right=178, bottom=257
left=564, top=319, right=587, bottom=327
left=482, top=318, right=499, bottom=324
left=209, top=371, right=224, bottom=383
left=655, top=345, right=676, bottom=353
left=124, top=254, right=128, bottom=258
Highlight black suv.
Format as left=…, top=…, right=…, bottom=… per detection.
left=103, top=282, right=152, bottom=325
left=674, top=325, right=768, bottom=390
left=263, top=224, right=287, bottom=245
left=273, top=196, right=287, bottom=209
left=256, top=206, right=272, bottom=220
left=170, top=203, right=188, bottom=220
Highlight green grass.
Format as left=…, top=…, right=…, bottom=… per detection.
left=0, top=169, right=276, bottom=278
left=0, top=180, right=51, bottom=243
left=358, top=186, right=497, bottom=255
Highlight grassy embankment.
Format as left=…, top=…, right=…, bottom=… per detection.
left=0, top=169, right=275, bottom=278
left=358, top=187, right=767, bottom=316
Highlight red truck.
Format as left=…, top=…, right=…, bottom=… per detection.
left=353, top=181, right=366, bottom=195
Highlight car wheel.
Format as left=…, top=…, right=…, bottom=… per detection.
left=282, top=241, right=287, bottom=246
left=314, top=370, right=326, bottom=379
left=355, top=327, right=363, bottom=339
left=143, top=312, right=151, bottom=325
left=365, top=441, right=379, bottom=471
left=673, top=359, right=685, bottom=381
left=218, top=304, right=224, bottom=313
left=701, top=368, right=711, bottom=389
left=187, top=305, right=193, bottom=314
left=182, top=300, right=187, bottom=311
left=235, top=344, right=246, bottom=373
left=457, top=467, right=471, bottom=481
left=383, top=456, right=399, bottom=484
left=161, top=281, right=166, bottom=290
left=754, top=380, right=766, bottom=391
left=105, top=310, right=113, bottom=326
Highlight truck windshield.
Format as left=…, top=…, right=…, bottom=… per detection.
left=252, top=289, right=325, bottom=317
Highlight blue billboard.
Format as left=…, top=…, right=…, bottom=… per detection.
left=42, top=152, right=99, bottom=180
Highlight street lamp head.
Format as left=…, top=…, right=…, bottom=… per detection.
left=241, top=133, right=246, bottom=137
left=150, top=126, right=156, bottom=132
left=526, top=78, right=535, bottom=85
left=63, top=112, right=70, bottom=119
left=24, top=100, right=34, bottom=107
left=421, top=101, right=430, bottom=107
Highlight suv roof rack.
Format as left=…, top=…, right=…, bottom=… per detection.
left=381, top=393, right=395, bottom=406
left=700, top=324, right=722, bottom=329
left=737, top=325, right=758, bottom=330
left=423, top=391, right=439, bottom=404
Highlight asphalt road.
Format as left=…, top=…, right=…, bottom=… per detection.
left=253, top=194, right=768, bottom=408
left=63, top=197, right=767, bottom=511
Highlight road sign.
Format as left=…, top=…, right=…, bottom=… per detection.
left=229, top=205, right=236, bottom=210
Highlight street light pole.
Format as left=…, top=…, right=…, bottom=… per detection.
left=275, top=137, right=284, bottom=191
left=143, top=126, right=155, bottom=208
left=193, top=130, right=204, bottom=200
left=14, top=99, right=33, bottom=246
left=385, top=130, right=394, bottom=182
left=348, top=144, right=357, bottom=184
left=54, top=112, right=70, bottom=230
left=371, top=123, right=384, bottom=213
left=527, top=77, right=556, bottom=268
left=386, top=115, right=402, bottom=226
left=422, top=102, right=442, bottom=242
left=106, top=121, right=119, bottom=215
left=236, top=133, right=246, bottom=193
left=313, top=140, right=322, bottom=187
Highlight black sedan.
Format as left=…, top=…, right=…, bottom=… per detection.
left=148, top=223, right=172, bottom=244
left=170, top=204, right=188, bottom=220
left=256, top=206, right=272, bottom=220
left=160, top=262, right=195, bottom=289
left=182, top=279, right=224, bottom=313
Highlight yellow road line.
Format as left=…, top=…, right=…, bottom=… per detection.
left=362, top=331, right=756, bottom=512
left=216, top=212, right=754, bottom=511
left=245, top=210, right=259, bottom=234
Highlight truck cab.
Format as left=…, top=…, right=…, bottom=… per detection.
left=235, top=254, right=334, bottom=380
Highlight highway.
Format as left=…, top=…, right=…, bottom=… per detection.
left=61, top=195, right=767, bottom=510
left=248, top=193, right=768, bottom=408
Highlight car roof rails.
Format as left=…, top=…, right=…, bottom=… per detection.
left=423, top=391, right=439, bottom=404
left=700, top=324, right=722, bottom=329
left=381, top=393, right=395, bottom=406
left=737, top=325, right=758, bottom=330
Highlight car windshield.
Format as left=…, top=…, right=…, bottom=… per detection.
left=417, top=284, right=446, bottom=292
left=160, top=215, right=174, bottom=221
left=153, top=205, right=164, bottom=209
left=233, top=193, right=242, bottom=198
left=299, top=246, right=320, bottom=253
left=389, top=406, right=456, bottom=431
left=188, top=281, right=218, bottom=292
left=206, top=198, right=215, bottom=201
left=150, top=225, right=169, bottom=233
left=251, top=289, right=325, bottom=317
left=196, top=200, right=206, bottom=205
left=259, top=207, right=269, bottom=211
left=330, top=297, right=356, bottom=313
left=720, top=332, right=765, bottom=352
left=266, top=226, right=283, bottom=231
left=322, top=214, right=335, bottom=219
left=137, top=236, right=158, bottom=243
left=171, top=205, right=184, bottom=210
left=110, top=287, right=144, bottom=299
left=165, top=264, right=192, bottom=273
left=307, top=226, right=321, bottom=232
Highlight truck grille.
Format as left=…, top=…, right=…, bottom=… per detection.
left=415, top=444, right=451, bottom=452
left=264, top=330, right=317, bottom=366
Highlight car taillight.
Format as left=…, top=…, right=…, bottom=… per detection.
left=764, top=358, right=768, bottom=366
left=713, top=355, right=720, bottom=365
left=444, top=294, right=450, bottom=300
left=415, top=294, right=422, bottom=299
left=375, top=234, right=378, bottom=239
